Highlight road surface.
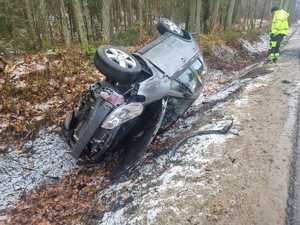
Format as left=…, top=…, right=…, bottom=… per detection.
left=96, top=27, right=300, bottom=225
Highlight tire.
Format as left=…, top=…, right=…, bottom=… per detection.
left=94, top=46, right=142, bottom=84
left=157, top=18, right=184, bottom=37
left=113, top=100, right=165, bottom=178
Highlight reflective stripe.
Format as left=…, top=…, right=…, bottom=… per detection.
left=268, top=53, right=275, bottom=60
left=271, top=41, right=277, bottom=47
left=268, top=53, right=280, bottom=60
left=272, top=10, right=289, bottom=35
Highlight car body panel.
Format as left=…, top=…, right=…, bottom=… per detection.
left=69, top=100, right=115, bottom=158
left=65, top=20, right=206, bottom=162
left=137, top=33, right=200, bottom=77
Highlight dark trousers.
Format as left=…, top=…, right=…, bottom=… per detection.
left=268, top=34, right=285, bottom=62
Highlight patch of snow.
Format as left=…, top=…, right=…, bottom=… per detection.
left=240, top=34, right=269, bottom=54
left=34, top=102, right=50, bottom=112
left=97, top=120, right=235, bottom=225
left=204, top=80, right=241, bottom=105
left=0, top=129, right=76, bottom=210
left=101, top=208, right=126, bottom=225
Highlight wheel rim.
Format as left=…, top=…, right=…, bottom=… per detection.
left=162, top=19, right=183, bottom=35
left=105, top=48, right=137, bottom=69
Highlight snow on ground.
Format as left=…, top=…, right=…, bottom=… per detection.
left=98, top=120, right=235, bottom=225
left=95, top=63, right=279, bottom=225
left=240, top=34, right=269, bottom=54
left=0, top=129, right=76, bottom=210
left=0, top=35, right=270, bottom=213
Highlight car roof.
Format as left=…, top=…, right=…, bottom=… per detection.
left=137, top=33, right=200, bottom=76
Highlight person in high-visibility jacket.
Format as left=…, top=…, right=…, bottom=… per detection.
left=268, top=6, right=289, bottom=63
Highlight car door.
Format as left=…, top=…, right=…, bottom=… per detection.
left=160, top=58, right=203, bottom=131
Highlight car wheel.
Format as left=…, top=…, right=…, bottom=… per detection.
left=157, top=18, right=184, bottom=37
left=94, top=46, right=142, bottom=84
left=113, top=100, right=164, bottom=178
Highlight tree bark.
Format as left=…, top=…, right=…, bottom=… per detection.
left=82, top=0, right=93, bottom=41
left=195, top=0, right=202, bottom=32
left=283, top=0, right=291, bottom=10
left=24, top=0, right=36, bottom=44
left=59, top=0, right=71, bottom=47
left=38, top=0, right=51, bottom=48
left=102, top=0, right=112, bottom=43
left=209, top=0, right=221, bottom=32
left=72, top=0, right=88, bottom=46
left=225, top=0, right=236, bottom=29
left=188, top=0, right=197, bottom=31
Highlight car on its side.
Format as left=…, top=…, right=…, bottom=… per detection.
left=63, top=18, right=206, bottom=171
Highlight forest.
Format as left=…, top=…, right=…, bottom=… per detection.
left=0, top=0, right=299, bottom=52
left=1, top=1, right=300, bottom=225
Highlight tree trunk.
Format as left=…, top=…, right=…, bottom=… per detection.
left=289, top=0, right=297, bottom=22
left=195, top=0, right=202, bottom=32
left=138, top=0, right=143, bottom=39
left=59, top=0, right=71, bottom=47
left=24, top=0, right=36, bottom=44
left=72, top=0, right=88, bottom=46
left=283, top=0, right=291, bottom=10
left=225, top=0, right=236, bottom=29
left=202, top=0, right=210, bottom=32
left=82, top=0, right=93, bottom=41
left=209, top=0, right=221, bottom=32
left=188, top=0, right=197, bottom=32
left=38, top=0, right=51, bottom=48
left=102, top=0, right=112, bottom=43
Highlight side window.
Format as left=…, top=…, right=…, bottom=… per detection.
left=191, top=59, right=203, bottom=76
left=191, top=59, right=204, bottom=83
left=177, top=67, right=200, bottom=93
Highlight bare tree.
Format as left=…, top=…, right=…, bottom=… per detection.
left=38, top=0, right=51, bottom=47
left=24, top=0, right=36, bottom=45
left=72, top=0, right=88, bottom=46
left=226, top=0, right=236, bottom=29
left=209, top=0, right=221, bottom=31
left=102, top=0, right=112, bottom=43
left=59, top=0, right=71, bottom=47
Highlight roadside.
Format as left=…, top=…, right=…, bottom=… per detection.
left=1, top=29, right=298, bottom=225
left=87, top=27, right=300, bottom=225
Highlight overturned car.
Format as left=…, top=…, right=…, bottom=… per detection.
left=64, top=19, right=206, bottom=170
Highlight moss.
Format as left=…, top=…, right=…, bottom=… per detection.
left=80, top=43, right=96, bottom=57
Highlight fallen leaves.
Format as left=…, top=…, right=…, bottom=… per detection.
left=0, top=48, right=104, bottom=148
left=6, top=167, right=110, bottom=225
left=0, top=56, right=8, bottom=72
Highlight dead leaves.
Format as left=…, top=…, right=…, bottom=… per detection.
left=0, top=56, right=8, bottom=72
left=7, top=167, right=109, bottom=225
left=0, top=48, right=104, bottom=147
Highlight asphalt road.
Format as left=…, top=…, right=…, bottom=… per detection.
left=287, top=26, right=300, bottom=225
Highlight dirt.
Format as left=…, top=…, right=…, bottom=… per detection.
left=2, top=29, right=299, bottom=225
left=187, top=30, right=300, bottom=225
left=92, top=28, right=300, bottom=225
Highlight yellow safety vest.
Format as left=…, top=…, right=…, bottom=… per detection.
left=272, top=10, right=289, bottom=36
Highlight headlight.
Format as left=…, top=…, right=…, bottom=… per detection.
left=101, top=103, right=144, bottom=130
